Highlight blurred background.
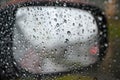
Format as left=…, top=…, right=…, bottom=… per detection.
left=0, top=0, right=120, bottom=80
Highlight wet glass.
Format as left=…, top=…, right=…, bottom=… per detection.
left=1, top=0, right=120, bottom=80
left=13, top=6, right=99, bottom=74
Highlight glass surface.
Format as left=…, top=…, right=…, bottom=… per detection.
left=13, top=6, right=98, bottom=74
left=0, top=0, right=120, bottom=80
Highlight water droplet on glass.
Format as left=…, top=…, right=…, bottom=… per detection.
left=67, top=31, right=71, bottom=35
left=65, top=39, right=69, bottom=43
left=63, top=3, right=67, bottom=7
left=54, top=18, right=57, bottom=22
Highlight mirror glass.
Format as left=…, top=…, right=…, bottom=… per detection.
left=13, top=6, right=99, bottom=73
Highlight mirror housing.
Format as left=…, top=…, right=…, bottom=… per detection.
left=0, top=0, right=108, bottom=78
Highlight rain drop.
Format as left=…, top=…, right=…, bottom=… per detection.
left=67, top=31, right=71, bottom=35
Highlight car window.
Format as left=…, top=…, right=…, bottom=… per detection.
left=0, top=0, right=120, bottom=80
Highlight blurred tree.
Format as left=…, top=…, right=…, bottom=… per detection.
left=105, top=0, right=118, bottom=18
left=89, top=0, right=119, bottom=18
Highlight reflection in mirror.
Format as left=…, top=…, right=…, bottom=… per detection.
left=13, top=6, right=99, bottom=73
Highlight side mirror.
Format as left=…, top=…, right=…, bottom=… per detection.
left=0, top=0, right=108, bottom=78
